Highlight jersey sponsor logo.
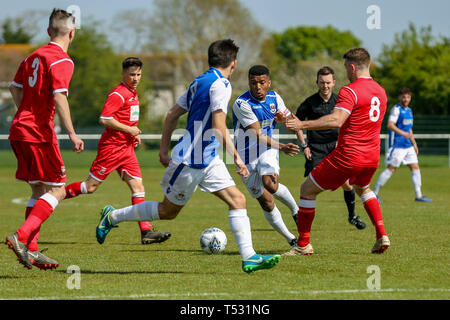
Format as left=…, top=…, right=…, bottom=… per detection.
left=403, top=119, right=413, bottom=125
left=130, top=105, right=139, bottom=121
left=252, top=105, right=262, bottom=109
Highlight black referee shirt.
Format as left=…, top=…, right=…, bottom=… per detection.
left=295, top=91, right=339, bottom=144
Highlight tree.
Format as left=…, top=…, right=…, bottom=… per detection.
left=373, top=23, right=450, bottom=115
left=266, top=25, right=362, bottom=65
left=145, top=0, right=265, bottom=80
left=1, top=18, right=32, bottom=43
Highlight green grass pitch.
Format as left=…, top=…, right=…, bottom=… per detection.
left=0, top=149, right=449, bottom=300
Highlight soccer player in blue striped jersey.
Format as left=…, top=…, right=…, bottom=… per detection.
left=233, top=65, right=300, bottom=249
left=96, top=40, right=280, bottom=273
left=374, top=88, right=432, bottom=202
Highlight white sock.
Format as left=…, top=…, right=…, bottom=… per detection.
left=228, top=209, right=256, bottom=260
left=374, top=169, right=393, bottom=194
left=273, top=183, right=299, bottom=216
left=80, top=181, right=88, bottom=194
left=411, top=169, right=422, bottom=199
left=40, top=193, right=59, bottom=210
left=263, top=205, right=296, bottom=243
left=110, top=201, right=159, bottom=225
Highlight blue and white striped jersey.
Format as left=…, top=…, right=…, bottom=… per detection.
left=171, top=67, right=232, bottom=168
left=232, top=90, right=290, bottom=164
left=388, top=104, right=413, bottom=149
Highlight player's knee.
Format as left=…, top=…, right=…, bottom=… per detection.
left=259, top=197, right=274, bottom=212
left=158, top=202, right=181, bottom=220
left=231, top=191, right=246, bottom=209
left=262, top=175, right=278, bottom=194
left=86, top=184, right=99, bottom=194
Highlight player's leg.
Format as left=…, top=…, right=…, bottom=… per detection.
left=123, top=174, right=171, bottom=244
left=6, top=142, right=65, bottom=269
left=404, top=148, right=432, bottom=202
left=259, top=175, right=297, bottom=246
left=342, top=180, right=366, bottom=229
left=352, top=167, right=390, bottom=253
left=373, top=147, right=401, bottom=196
left=264, top=175, right=299, bottom=224
left=354, top=185, right=390, bottom=253
left=213, top=186, right=280, bottom=273
left=65, top=176, right=99, bottom=199
left=257, top=187, right=297, bottom=247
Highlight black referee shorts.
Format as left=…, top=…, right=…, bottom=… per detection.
left=304, top=141, right=337, bottom=177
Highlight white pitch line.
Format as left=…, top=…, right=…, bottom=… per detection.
left=1, top=288, right=449, bottom=300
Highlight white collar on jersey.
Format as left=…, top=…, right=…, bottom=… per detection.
left=49, top=41, right=64, bottom=51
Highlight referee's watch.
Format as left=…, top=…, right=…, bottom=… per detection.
left=300, top=143, right=308, bottom=149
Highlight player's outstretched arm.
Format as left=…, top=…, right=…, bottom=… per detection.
left=212, top=110, right=249, bottom=178
left=54, top=92, right=84, bottom=153
left=99, top=118, right=141, bottom=137
left=159, top=104, right=187, bottom=167
left=287, top=109, right=349, bottom=131
left=246, top=122, right=299, bottom=157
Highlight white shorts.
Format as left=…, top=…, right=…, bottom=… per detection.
left=239, top=148, right=280, bottom=198
left=386, top=146, right=418, bottom=167
left=161, top=156, right=235, bottom=206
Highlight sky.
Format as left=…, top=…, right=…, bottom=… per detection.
left=1, top=0, right=449, bottom=59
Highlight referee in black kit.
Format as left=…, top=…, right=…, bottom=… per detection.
left=295, top=66, right=366, bottom=229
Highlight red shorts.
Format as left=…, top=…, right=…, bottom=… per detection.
left=10, top=140, right=66, bottom=186
left=310, top=156, right=377, bottom=191
left=89, top=143, right=142, bottom=182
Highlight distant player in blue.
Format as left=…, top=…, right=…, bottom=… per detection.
left=374, top=87, right=432, bottom=202
left=233, top=65, right=300, bottom=249
left=95, top=40, right=281, bottom=273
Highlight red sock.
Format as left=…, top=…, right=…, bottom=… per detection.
left=297, top=197, right=316, bottom=247
left=65, top=181, right=83, bottom=199
left=25, top=206, right=40, bottom=251
left=17, top=199, right=54, bottom=245
left=363, top=197, right=387, bottom=239
left=133, top=195, right=152, bottom=232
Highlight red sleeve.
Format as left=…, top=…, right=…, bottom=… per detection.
left=12, top=60, right=25, bottom=87
left=50, top=60, right=74, bottom=95
left=100, top=92, right=124, bottom=119
left=335, top=86, right=357, bottom=114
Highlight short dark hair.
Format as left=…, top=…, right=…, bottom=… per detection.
left=399, top=87, right=412, bottom=96
left=208, top=39, right=239, bottom=69
left=48, top=8, right=75, bottom=36
left=316, top=66, right=335, bottom=82
left=248, top=65, right=270, bottom=79
left=343, top=48, right=371, bottom=68
left=122, top=57, right=143, bottom=70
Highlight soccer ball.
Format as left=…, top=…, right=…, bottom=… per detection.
left=200, top=227, right=227, bottom=254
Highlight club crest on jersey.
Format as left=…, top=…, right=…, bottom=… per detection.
left=175, top=193, right=185, bottom=201
left=270, top=103, right=276, bottom=113
left=98, top=167, right=107, bottom=175
left=61, top=166, right=66, bottom=177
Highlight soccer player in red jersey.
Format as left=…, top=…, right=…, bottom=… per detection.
left=279, top=48, right=390, bottom=255
left=5, top=9, right=84, bottom=270
left=64, top=57, right=171, bottom=245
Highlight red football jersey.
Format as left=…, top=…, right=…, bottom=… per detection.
left=99, top=82, right=140, bottom=145
left=9, top=42, right=74, bottom=143
left=332, top=77, right=387, bottom=168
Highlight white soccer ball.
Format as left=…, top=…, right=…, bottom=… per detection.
left=200, top=227, right=227, bottom=254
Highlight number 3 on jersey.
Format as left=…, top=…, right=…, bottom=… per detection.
left=369, top=96, right=381, bottom=122
left=28, top=57, right=40, bottom=87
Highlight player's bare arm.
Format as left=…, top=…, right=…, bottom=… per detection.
left=246, top=121, right=299, bottom=156
left=99, top=117, right=141, bottom=137
left=409, top=129, right=419, bottom=154
left=212, top=110, right=249, bottom=178
left=285, top=108, right=349, bottom=131
left=8, top=85, right=23, bottom=107
left=295, top=129, right=312, bottom=160
left=54, top=92, right=84, bottom=153
left=159, top=104, right=187, bottom=167
left=387, top=120, right=411, bottom=139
